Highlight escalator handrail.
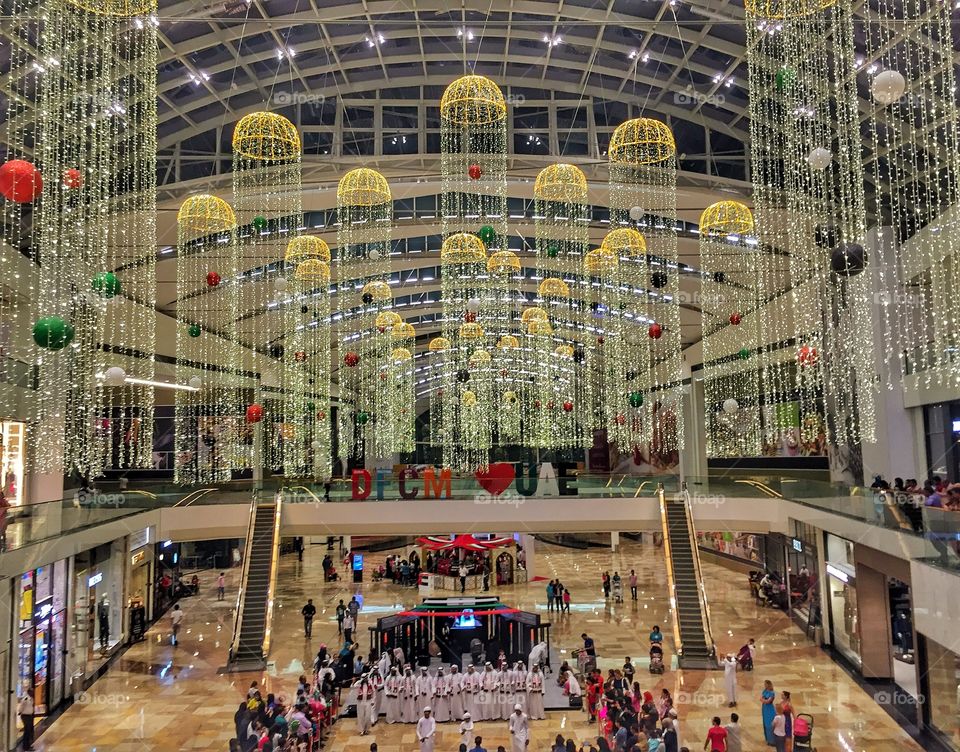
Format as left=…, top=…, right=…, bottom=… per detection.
left=656, top=485, right=684, bottom=658
left=680, top=487, right=717, bottom=658
left=261, top=493, right=284, bottom=658
left=228, top=493, right=260, bottom=662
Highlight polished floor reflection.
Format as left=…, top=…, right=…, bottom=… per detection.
left=34, top=538, right=922, bottom=752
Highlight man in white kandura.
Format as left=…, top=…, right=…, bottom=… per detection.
left=416, top=666, right=435, bottom=716
left=508, top=703, right=530, bottom=752
left=526, top=664, right=545, bottom=720
left=384, top=666, right=402, bottom=724
left=449, top=664, right=464, bottom=720
left=723, top=653, right=738, bottom=707
left=417, top=707, right=437, bottom=752
left=401, top=666, right=418, bottom=722
left=528, top=640, right=548, bottom=673
left=433, top=666, right=450, bottom=722
left=479, top=662, right=497, bottom=721
left=459, top=711, right=474, bottom=747
left=354, top=675, right=376, bottom=735
left=369, top=667, right=384, bottom=723
left=462, top=664, right=479, bottom=718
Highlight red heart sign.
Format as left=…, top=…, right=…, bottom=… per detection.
left=475, top=463, right=516, bottom=496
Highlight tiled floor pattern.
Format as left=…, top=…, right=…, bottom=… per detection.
left=33, top=540, right=922, bottom=752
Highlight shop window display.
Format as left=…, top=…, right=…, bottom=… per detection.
left=923, top=635, right=960, bottom=750
left=697, top=531, right=764, bottom=564
left=825, top=534, right=860, bottom=665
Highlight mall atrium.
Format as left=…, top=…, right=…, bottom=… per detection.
left=0, top=0, right=958, bottom=750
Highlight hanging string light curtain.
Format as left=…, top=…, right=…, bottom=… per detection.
left=32, top=0, right=158, bottom=477
left=437, top=75, right=508, bottom=471
left=745, top=0, right=877, bottom=455
left=286, top=236, right=332, bottom=480
left=582, top=245, right=623, bottom=446
left=532, top=164, right=590, bottom=449
left=862, top=0, right=960, bottom=393
left=698, top=202, right=764, bottom=457
left=607, top=118, right=684, bottom=456
left=174, top=196, right=245, bottom=484
left=336, top=168, right=394, bottom=463
left=231, top=112, right=302, bottom=472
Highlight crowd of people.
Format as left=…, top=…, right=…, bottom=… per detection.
left=232, top=677, right=338, bottom=752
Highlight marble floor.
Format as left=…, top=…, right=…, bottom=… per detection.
left=33, top=538, right=923, bottom=752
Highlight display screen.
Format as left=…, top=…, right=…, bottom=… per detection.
left=352, top=554, right=363, bottom=571
left=451, top=609, right=481, bottom=630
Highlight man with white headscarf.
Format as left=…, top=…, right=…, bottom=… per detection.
left=528, top=640, right=548, bottom=673
left=415, top=666, right=435, bottom=716
left=433, top=666, right=450, bottom=722
left=479, top=662, right=497, bottom=721
left=369, top=667, right=384, bottom=723
left=462, top=664, right=479, bottom=718
left=354, top=675, right=376, bottom=735
left=459, top=712, right=474, bottom=747
left=507, top=703, right=529, bottom=752
left=526, top=664, right=545, bottom=720
left=449, top=664, right=464, bottom=720
left=384, top=665, right=402, bottom=724
left=417, top=707, right=437, bottom=752
left=401, top=666, right=418, bottom=722
left=498, top=661, right=513, bottom=719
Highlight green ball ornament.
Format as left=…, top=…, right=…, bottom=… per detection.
left=547, top=244, right=559, bottom=258
left=91, top=271, right=120, bottom=298
left=628, top=391, right=644, bottom=408
left=252, top=215, right=268, bottom=230
left=33, top=316, right=73, bottom=350
left=356, top=411, right=369, bottom=425
left=188, top=323, right=202, bottom=338
left=738, top=348, right=751, bottom=360
left=775, top=67, right=796, bottom=91
left=306, top=401, right=316, bottom=412
left=478, top=225, right=495, bottom=245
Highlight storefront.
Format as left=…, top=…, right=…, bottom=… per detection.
left=15, top=559, right=68, bottom=735
left=918, top=634, right=960, bottom=750
left=72, top=541, right=126, bottom=677
left=696, top=530, right=766, bottom=567
left=128, top=526, right=153, bottom=624
left=824, top=533, right=860, bottom=666
left=0, top=420, right=25, bottom=505
left=785, top=521, right=821, bottom=630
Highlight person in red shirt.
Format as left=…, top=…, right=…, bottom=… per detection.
left=704, top=716, right=728, bottom=751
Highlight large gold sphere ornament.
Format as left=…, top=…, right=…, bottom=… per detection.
left=538, top=278, right=571, bottom=298
left=744, top=0, right=836, bottom=18
left=534, top=163, right=588, bottom=203
left=361, top=280, right=392, bottom=302
left=64, top=0, right=156, bottom=17
left=375, top=312, right=402, bottom=330
left=441, top=233, right=488, bottom=263
left=439, top=75, right=507, bottom=126
left=391, top=322, right=416, bottom=340
left=286, top=235, right=331, bottom=263
left=390, top=347, right=412, bottom=362
left=503, top=390, right=518, bottom=405
left=294, top=259, right=331, bottom=283
left=428, top=336, right=451, bottom=351
left=459, top=322, right=485, bottom=339
left=555, top=344, right=575, bottom=358
left=232, top=112, right=301, bottom=161
left=337, top=168, right=392, bottom=206
left=699, top=200, right=755, bottom=237
left=584, top=247, right=619, bottom=275
left=521, top=307, right=549, bottom=323
left=177, top=195, right=236, bottom=233
left=469, top=349, right=492, bottom=366
left=497, top=335, right=520, bottom=349
left=600, top=228, right=647, bottom=258
left=461, top=390, right=478, bottom=407
left=487, top=250, right=521, bottom=275
left=527, top=320, right=554, bottom=336
left=609, top=118, right=676, bottom=166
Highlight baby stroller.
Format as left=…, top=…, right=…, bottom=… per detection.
left=648, top=643, right=665, bottom=674
left=612, top=578, right=623, bottom=603
left=793, top=713, right=814, bottom=751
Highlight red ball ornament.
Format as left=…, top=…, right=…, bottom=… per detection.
left=615, top=414, right=627, bottom=426
left=294, top=350, right=307, bottom=362
left=468, top=164, right=482, bottom=180
left=500, top=369, right=509, bottom=378
left=62, top=168, right=83, bottom=189
left=562, top=401, right=574, bottom=413
left=317, top=410, right=326, bottom=420
left=379, top=372, right=388, bottom=381
left=344, top=352, right=360, bottom=367
left=797, top=345, right=819, bottom=366
left=464, top=311, right=477, bottom=323
left=648, top=323, right=663, bottom=339
left=378, top=326, right=387, bottom=334
left=597, top=336, right=605, bottom=345
left=246, top=404, right=264, bottom=423
left=0, top=160, right=42, bottom=203
left=729, top=312, right=742, bottom=326
left=547, top=400, right=556, bottom=410
left=206, top=271, right=221, bottom=287
left=534, top=400, right=541, bottom=408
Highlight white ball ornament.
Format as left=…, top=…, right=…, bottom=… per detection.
left=369, top=249, right=381, bottom=261
left=188, top=376, right=202, bottom=390
left=104, top=366, right=126, bottom=386
left=629, top=206, right=644, bottom=221
left=871, top=70, right=906, bottom=105
left=722, top=398, right=739, bottom=414
left=466, top=298, right=481, bottom=313
left=311, top=440, right=322, bottom=451
left=273, top=277, right=288, bottom=293
left=807, top=147, right=832, bottom=170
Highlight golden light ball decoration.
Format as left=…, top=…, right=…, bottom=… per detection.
left=175, top=195, right=248, bottom=484
left=608, top=118, right=684, bottom=457
left=336, top=167, right=394, bottom=462
left=698, top=201, right=764, bottom=457
left=32, top=0, right=159, bottom=475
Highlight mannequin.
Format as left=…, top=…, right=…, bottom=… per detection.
left=98, top=595, right=110, bottom=649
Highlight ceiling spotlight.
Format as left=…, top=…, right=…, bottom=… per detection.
left=365, top=32, right=385, bottom=47
left=542, top=34, right=563, bottom=47
left=457, top=27, right=475, bottom=41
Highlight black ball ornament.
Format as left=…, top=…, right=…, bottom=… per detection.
left=572, top=347, right=585, bottom=364
left=301, top=305, right=309, bottom=314
left=361, top=292, right=374, bottom=304
left=456, top=369, right=470, bottom=383
left=651, top=271, right=668, bottom=289
left=712, top=271, right=726, bottom=284
left=831, top=242, right=866, bottom=276
left=269, top=344, right=284, bottom=359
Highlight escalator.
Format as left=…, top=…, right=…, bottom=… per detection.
left=228, top=498, right=281, bottom=669
left=659, top=487, right=717, bottom=669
